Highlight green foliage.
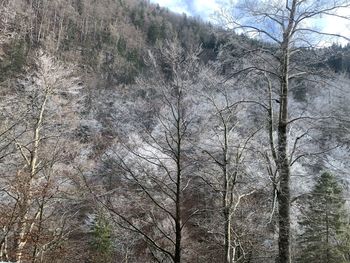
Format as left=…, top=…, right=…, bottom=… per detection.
left=61, top=19, right=80, bottom=51
left=117, top=37, right=127, bottom=55
left=200, top=32, right=217, bottom=50
left=130, top=7, right=145, bottom=28
left=147, top=21, right=165, bottom=44
left=90, top=215, right=113, bottom=263
left=297, top=172, right=350, bottom=263
left=104, top=36, right=144, bottom=84
left=75, top=0, right=84, bottom=15
left=99, top=28, right=114, bottom=47
left=81, top=47, right=99, bottom=69
left=116, top=36, right=144, bottom=83
left=0, top=38, right=27, bottom=81
left=327, top=54, right=350, bottom=74
left=127, top=48, right=143, bottom=69
left=117, top=64, right=139, bottom=84
left=292, top=81, right=308, bottom=102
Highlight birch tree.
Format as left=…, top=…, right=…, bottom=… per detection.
left=197, top=69, right=264, bottom=263
left=0, top=51, right=81, bottom=262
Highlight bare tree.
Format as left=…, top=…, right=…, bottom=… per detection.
left=218, top=1, right=350, bottom=262
left=0, top=51, right=81, bottom=263
left=91, top=40, right=201, bottom=263
left=195, top=67, right=274, bottom=262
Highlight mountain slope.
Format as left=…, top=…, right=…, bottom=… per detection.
left=0, top=1, right=349, bottom=263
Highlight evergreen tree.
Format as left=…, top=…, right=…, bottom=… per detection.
left=297, top=172, right=350, bottom=263
left=90, top=215, right=113, bottom=263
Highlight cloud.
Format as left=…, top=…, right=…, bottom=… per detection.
left=322, top=8, right=350, bottom=46
left=151, top=0, right=350, bottom=45
left=302, top=6, right=350, bottom=47
left=153, top=0, right=191, bottom=15
left=192, top=0, right=221, bottom=19
left=151, top=0, right=221, bottom=20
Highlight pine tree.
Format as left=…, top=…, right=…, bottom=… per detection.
left=297, top=172, right=350, bottom=263
left=90, top=215, right=113, bottom=263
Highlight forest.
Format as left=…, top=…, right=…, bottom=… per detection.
left=0, top=0, right=350, bottom=262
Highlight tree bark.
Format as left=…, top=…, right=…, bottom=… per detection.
left=15, top=90, right=49, bottom=263
left=276, top=42, right=291, bottom=263
left=275, top=2, right=298, bottom=262
left=223, top=123, right=232, bottom=263
left=174, top=91, right=182, bottom=263
left=276, top=47, right=291, bottom=263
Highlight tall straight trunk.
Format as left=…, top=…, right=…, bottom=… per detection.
left=276, top=125, right=291, bottom=263
left=276, top=41, right=291, bottom=263
left=174, top=175, right=181, bottom=263
left=174, top=95, right=182, bottom=263
left=222, top=124, right=232, bottom=263
left=326, top=210, right=330, bottom=263
left=276, top=2, right=298, bottom=262
left=56, top=18, right=64, bottom=51
left=174, top=162, right=181, bottom=263
left=224, top=206, right=232, bottom=263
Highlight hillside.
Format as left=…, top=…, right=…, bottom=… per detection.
left=0, top=0, right=350, bottom=263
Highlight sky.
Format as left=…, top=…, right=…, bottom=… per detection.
left=150, top=0, right=350, bottom=46
left=150, top=0, right=221, bottom=20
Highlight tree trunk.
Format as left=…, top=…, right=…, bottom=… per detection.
left=174, top=173, right=181, bottom=263
left=276, top=45, right=291, bottom=263
left=224, top=207, right=232, bottom=263
left=275, top=2, right=298, bottom=261
left=15, top=91, right=48, bottom=263
left=174, top=98, right=182, bottom=263
left=326, top=210, right=330, bottom=263
left=223, top=124, right=232, bottom=263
